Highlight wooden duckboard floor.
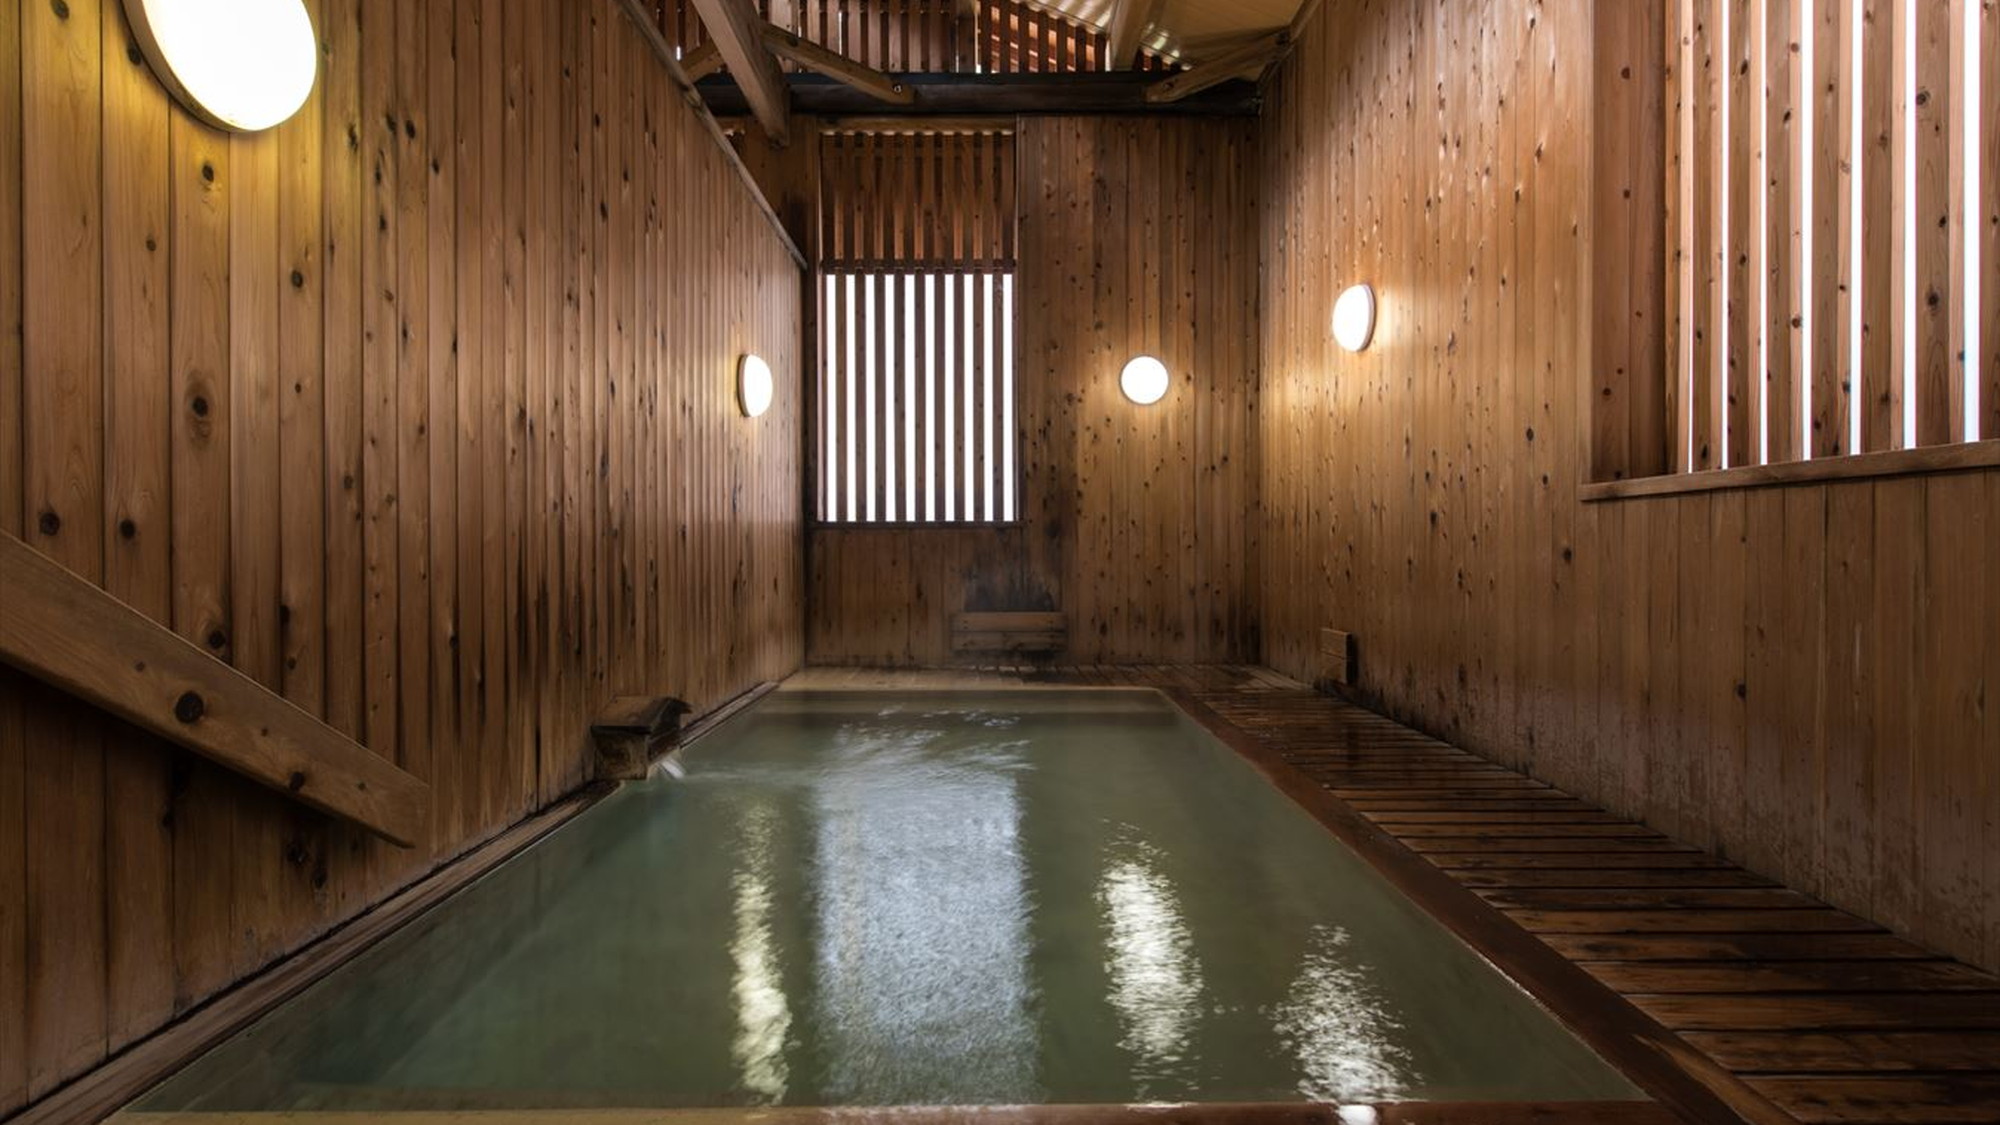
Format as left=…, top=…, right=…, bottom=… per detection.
left=789, top=664, right=2000, bottom=1125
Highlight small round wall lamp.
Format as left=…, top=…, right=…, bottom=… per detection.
left=1120, top=355, right=1170, bottom=405
left=738, top=353, right=774, bottom=418
left=123, top=0, right=319, bottom=133
left=1332, top=284, right=1377, bottom=352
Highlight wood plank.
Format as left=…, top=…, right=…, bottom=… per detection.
left=1583, top=959, right=2000, bottom=993
left=1539, top=930, right=1943, bottom=962
left=1479, top=887, right=1829, bottom=912
left=1744, top=1074, right=2000, bottom=1123
left=0, top=533, right=429, bottom=846
left=1678, top=1030, right=2000, bottom=1072
left=1634, top=992, right=2000, bottom=1030
left=1507, top=908, right=1884, bottom=934
left=98, top=0, right=176, bottom=1054
left=21, top=0, right=107, bottom=1095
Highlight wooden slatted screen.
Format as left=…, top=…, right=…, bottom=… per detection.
left=977, top=0, right=1176, bottom=73
left=818, top=129, right=1018, bottom=524
left=1663, top=0, right=1998, bottom=470
left=657, top=0, right=1176, bottom=73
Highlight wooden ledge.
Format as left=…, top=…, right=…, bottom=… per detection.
left=0, top=532, right=428, bottom=846
left=1580, top=439, right=2000, bottom=502
left=112, top=1103, right=1679, bottom=1124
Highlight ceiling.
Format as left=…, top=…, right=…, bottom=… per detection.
left=1027, top=0, right=1308, bottom=62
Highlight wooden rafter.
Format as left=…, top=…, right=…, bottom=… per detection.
left=680, top=39, right=724, bottom=83
left=1104, top=0, right=1165, bottom=69
left=688, top=0, right=791, bottom=144
left=1144, top=29, right=1286, bottom=104
left=762, top=22, right=915, bottom=105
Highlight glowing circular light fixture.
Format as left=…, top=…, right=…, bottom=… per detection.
left=738, top=353, right=774, bottom=418
left=1332, top=284, right=1377, bottom=352
left=124, top=0, right=319, bottom=133
left=1119, top=355, right=1170, bottom=406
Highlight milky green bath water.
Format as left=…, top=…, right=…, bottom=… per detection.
left=135, top=690, right=1639, bottom=1112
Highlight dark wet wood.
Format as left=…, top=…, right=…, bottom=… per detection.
left=1145, top=674, right=2000, bottom=1125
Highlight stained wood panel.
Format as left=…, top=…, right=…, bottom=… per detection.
left=0, top=0, right=804, bottom=1114
left=807, top=115, right=1259, bottom=666
left=1260, top=0, right=2000, bottom=972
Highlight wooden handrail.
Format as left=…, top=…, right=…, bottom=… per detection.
left=0, top=532, right=429, bottom=847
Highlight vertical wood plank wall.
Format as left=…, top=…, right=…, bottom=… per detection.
left=1258, top=0, right=2000, bottom=972
left=807, top=116, right=1261, bottom=667
left=0, top=0, right=805, bottom=1111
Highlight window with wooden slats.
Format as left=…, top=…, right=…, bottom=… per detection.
left=1659, top=0, right=1998, bottom=473
left=817, top=129, right=1018, bottom=524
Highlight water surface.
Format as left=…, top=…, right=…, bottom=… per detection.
left=135, top=690, right=1639, bottom=1112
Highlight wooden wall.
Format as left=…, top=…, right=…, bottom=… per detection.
left=1258, top=0, right=2000, bottom=972
left=0, top=0, right=804, bottom=1112
left=807, top=116, right=1261, bottom=666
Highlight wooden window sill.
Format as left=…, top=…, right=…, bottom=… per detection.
left=1580, top=440, right=2000, bottom=502
left=812, top=520, right=1027, bottom=531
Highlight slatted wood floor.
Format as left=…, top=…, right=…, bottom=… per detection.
left=790, top=664, right=2000, bottom=1125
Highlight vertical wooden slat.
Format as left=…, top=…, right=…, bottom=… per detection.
left=1666, top=0, right=1691, bottom=470
left=1725, top=0, right=1755, bottom=467
left=1900, top=0, right=1954, bottom=447
left=1984, top=0, right=2000, bottom=440
left=1945, top=0, right=1977, bottom=448
left=21, top=0, right=107, bottom=1094
left=98, top=0, right=174, bottom=1051
left=394, top=0, right=433, bottom=815
left=358, top=0, right=400, bottom=774
left=1690, top=0, right=1721, bottom=469
left=1763, top=0, right=1801, bottom=463
left=1856, top=0, right=1896, bottom=451
left=446, top=0, right=478, bottom=852
left=1809, top=0, right=1847, bottom=455
left=0, top=0, right=22, bottom=1102
left=322, top=0, right=366, bottom=747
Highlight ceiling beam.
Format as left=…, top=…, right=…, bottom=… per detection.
left=680, top=40, right=725, bottom=83
left=687, top=0, right=791, bottom=145
left=762, top=23, right=915, bottom=105
left=1144, top=29, right=1287, bottom=104
left=1104, top=0, right=1166, bottom=69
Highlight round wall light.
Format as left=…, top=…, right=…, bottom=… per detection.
left=1332, top=284, right=1377, bottom=352
left=738, top=353, right=774, bottom=418
left=124, top=0, right=320, bottom=133
left=1120, top=355, right=1170, bottom=405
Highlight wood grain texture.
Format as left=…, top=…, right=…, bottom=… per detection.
left=1259, top=0, right=2000, bottom=973
left=809, top=116, right=1259, bottom=666
left=0, top=0, right=805, bottom=1113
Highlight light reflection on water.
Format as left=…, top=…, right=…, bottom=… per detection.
left=808, top=719, right=1037, bottom=1104
left=132, top=691, right=1642, bottom=1114
left=1274, top=926, right=1409, bottom=1103
left=729, top=805, right=791, bottom=1103
left=1097, top=838, right=1204, bottom=1089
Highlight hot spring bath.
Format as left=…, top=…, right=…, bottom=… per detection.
left=129, top=689, right=1640, bottom=1115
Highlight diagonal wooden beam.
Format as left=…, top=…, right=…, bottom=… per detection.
left=0, top=532, right=430, bottom=846
left=1104, top=0, right=1165, bottom=69
left=1144, top=29, right=1288, bottom=104
left=761, top=23, right=915, bottom=105
left=688, top=0, right=790, bottom=145
left=680, top=39, right=724, bottom=83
